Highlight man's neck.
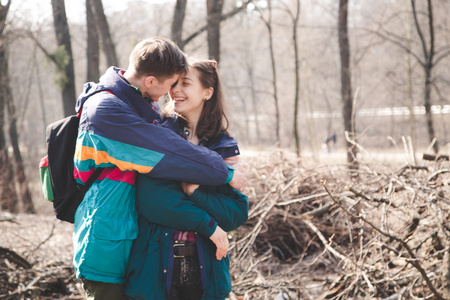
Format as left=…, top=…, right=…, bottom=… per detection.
left=123, top=70, right=142, bottom=90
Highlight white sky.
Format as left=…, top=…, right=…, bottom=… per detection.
left=7, top=0, right=136, bottom=25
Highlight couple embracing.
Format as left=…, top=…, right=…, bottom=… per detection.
left=73, top=36, right=249, bottom=300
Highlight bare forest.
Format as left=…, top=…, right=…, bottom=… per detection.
left=1, top=0, right=450, bottom=299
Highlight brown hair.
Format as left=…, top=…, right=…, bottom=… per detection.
left=186, top=58, right=229, bottom=140
left=129, top=37, right=188, bottom=80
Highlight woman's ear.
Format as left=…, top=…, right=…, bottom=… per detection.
left=204, top=87, right=214, bottom=101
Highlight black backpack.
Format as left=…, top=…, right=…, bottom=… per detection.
left=40, top=112, right=104, bottom=223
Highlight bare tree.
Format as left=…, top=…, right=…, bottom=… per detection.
left=7, top=91, right=35, bottom=213
left=86, top=0, right=100, bottom=81
left=91, top=0, right=119, bottom=67
left=368, top=0, right=450, bottom=153
left=257, top=0, right=280, bottom=146
left=51, top=0, right=76, bottom=117
left=338, top=0, right=358, bottom=167
left=181, top=1, right=251, bottom=49
left=0, top=1, right=20, bottom=213
left=206, top=0, right=224, bottom=62
left=411, top=0, right=440, bottom=153
left=172, top=0, right=187, bottom=47
left=281, top=0, right=301, bottom=156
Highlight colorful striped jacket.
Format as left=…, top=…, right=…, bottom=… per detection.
left=72, top=67, right=233, bottom=284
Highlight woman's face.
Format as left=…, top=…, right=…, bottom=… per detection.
left=169, top=67, right=211, bottom=120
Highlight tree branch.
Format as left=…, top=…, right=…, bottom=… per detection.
left=181, top=0, right=253, bottom=48
left=321, top=180, right=444, bottom=300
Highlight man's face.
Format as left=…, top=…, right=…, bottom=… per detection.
left=145, top=74, right=180, bottom=102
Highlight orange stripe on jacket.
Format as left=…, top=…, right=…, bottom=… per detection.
left=75, top=144, right=154, bottom=173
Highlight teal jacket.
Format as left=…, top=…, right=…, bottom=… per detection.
left=125, top=120, right=249, bottom=299
left=72, top=68, right=234, bottom=284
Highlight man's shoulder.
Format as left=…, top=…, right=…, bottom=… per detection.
left=87, top=91, right=129, bottom=111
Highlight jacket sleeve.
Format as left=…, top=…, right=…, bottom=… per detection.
left=135, top=175, right=218, bottom=238
left=187, top=185, right=249, bottom=232
left=76, top=94, right=232, bottom=186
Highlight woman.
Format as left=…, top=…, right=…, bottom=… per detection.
left=125, top=59, right=248, bottom=300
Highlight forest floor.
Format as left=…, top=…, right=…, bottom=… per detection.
left=1, top=147, right=450, bottom=299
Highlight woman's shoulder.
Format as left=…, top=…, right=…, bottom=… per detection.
left=208, top=132, right=240, bottom=159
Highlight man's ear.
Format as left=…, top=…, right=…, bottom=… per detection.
left=144, top=76, right=157, bottom=88
left=204, top=87, right=214, bottom=101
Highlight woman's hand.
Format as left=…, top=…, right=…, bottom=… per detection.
left=229, top=162, right=248, bottom=191
left=209, top=225, right=229, bottom=260
left=181, top=182, right=199, bottom=195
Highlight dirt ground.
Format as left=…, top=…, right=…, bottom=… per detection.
left=0, top=213, right=83, bottom=299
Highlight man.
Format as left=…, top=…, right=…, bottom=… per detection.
left=72, top=37, right=246, bottom=299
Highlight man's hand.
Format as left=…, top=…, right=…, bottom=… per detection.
left=181, top=182, right=199, bottom=196
left=229, top=162, right=248, bottom=191
left=209, top=225, right=229, bottom=260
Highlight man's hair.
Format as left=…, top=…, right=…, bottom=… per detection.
left=129, top=37, right=188, bottom=80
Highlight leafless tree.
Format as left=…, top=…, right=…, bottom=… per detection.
left=338, top=0, right=358, bottom=167
left=206, top=0, right=224, bottom=62
left=51, top=0, right=76, bottom=117
left=6, top=89, right=35, bottom=214
left=91, top=0, right=119, bottom=67
left=181, top=1, right=252, bottom=50
left=0, top=2, right=18, bottom=213
left=172, top=0, right=187, bottom=47
left=367, top=0, right=450, bottom=153
left=410, top=0, right=443, bottom=153
left=257, top=0, right=280, bottom=146
left=86, top=0, right=100, bottom=82
left=280, top=0, right=301, bottom=156
left=0, top=0, right=34, bottom=213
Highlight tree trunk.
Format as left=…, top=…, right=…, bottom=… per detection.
left=0, top=12, right=19, bottom=212
left=338, top=0, right=357, bottom=168
left=86, top=0, right=100, bottom=82
left=92, top=0, right=119, bottom=67
left=248, top=65, right=261, bottom=144
left=206, top=0, right=223, bottom=63
left=292, top=0, right=301, bottom=157
left=264, top=0, right=280, bottom=146
left=51, top=0, right=76, bottom=117
left=411, top=0, right=438, bottom=153
left=172, top=0, right=187, bottom=48
left=406, top=20, right=417, bottom=160
left=7, top=94, right=35, bottom=214
left=181, top=1, right=250, bottom=49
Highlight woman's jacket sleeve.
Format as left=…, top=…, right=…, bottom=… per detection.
left=188, top=185, right=249, bottom=232
left=136, top=175, right=248, bottom=235
left=136, top=175, right=218, bottom=238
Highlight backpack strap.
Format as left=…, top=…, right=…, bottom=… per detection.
left=80, top=167, right=105, bottom=192
left=77, top=90, right=112, bottom=191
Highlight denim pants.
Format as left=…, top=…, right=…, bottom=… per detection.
left=168, top=255, right=203, bottom=300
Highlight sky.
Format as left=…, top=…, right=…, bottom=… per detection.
left=6, top=0, right=134, bottom=25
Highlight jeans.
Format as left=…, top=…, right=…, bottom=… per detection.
left=168, top=255, right=203, bottom=300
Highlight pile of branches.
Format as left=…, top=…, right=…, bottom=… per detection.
left=230, top=149, right=450, bottom=300
left=1, top=148, right=450, bottom=299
